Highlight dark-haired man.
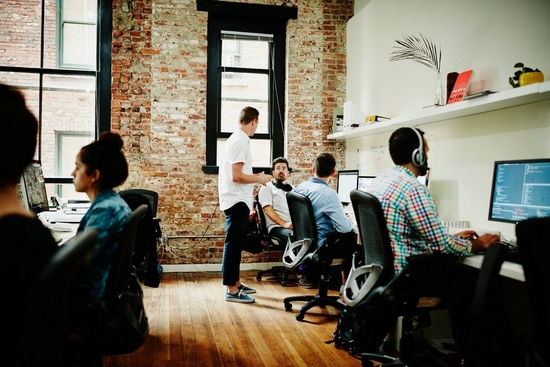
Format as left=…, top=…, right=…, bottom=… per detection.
left=366, top=126, right=500, bottom=361
left=295, top=153, right=355, bottom=246
left=258, top=157, right=294, bottom=245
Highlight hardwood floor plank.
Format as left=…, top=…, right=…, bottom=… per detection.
left=103, top=271, right=363, bottom=367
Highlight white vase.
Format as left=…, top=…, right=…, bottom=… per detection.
left=434, top=72, right=445, bottom=106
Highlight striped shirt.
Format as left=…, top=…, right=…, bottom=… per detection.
left=368, top=166, right=472, bottom=275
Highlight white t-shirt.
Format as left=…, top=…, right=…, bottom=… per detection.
left=258, top=181, right=293, bottom=232
left=218, top=129, right=254, bottom=211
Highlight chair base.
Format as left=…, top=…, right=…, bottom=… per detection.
left=284, top=294, right=344, bottom=321
left=256, top=266, right=290, bottom=286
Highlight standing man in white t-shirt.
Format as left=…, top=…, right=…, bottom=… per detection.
left=218, top=106, right=272, bottom=303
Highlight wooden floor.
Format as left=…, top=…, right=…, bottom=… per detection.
left=102, top=270, right=363, bottom=367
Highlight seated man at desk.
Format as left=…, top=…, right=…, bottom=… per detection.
left=366, top=126, right=500, bottom=362
left=258, top=157, right=309, bottom=286
left=258, top=157, right=294, bottom=244
left=295, top=153, right=358, bottom=285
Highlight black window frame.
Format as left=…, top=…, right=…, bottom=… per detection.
left=198, top=0, right=297, bottom=174
left=0, top=0, right=112, bottom=185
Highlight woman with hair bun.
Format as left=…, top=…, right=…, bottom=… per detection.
left=68, top=131, right=132, bottom=366
left=72, top=131, right=132, bottom=300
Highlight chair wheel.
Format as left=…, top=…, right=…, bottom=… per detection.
left=284, top=302, right=292, bottom=311
left=281, top=280, right=287, bottom=286
left=295, top=313, right=304, bottom=321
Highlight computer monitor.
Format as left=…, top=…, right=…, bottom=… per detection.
left=337, top=170, right=359, bottom=205
left=488, top=158, right=550, bottom=224
left=358, top=175, right=376, bottom=192
left=21, top=161, right=50, bottom=214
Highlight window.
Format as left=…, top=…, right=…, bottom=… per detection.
left=58, top=0, right=97, bottom=70
left=0, top=0, right=111, bottom=200
left=201, top=2, right=297, bottom=173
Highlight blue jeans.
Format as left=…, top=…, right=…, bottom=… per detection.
left=222, top=201, right=249, bottom=286
left=269, top=226, right=293, bottom=246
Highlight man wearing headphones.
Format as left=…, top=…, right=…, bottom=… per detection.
left=366, top=126, right=500, bottom=362
left=258, top=157, right=294, bottom=245
left=368, top=126, right=499, bottom=274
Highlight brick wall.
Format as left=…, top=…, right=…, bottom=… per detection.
left=112, top=0, right=353, bottom=265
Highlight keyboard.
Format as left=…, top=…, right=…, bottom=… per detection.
left=50, top=222, right=73, bottom=232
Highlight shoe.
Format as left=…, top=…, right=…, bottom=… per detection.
left=297, top=275, right=314, bottom=289
left=225, top=290, right=255, bottom=303
left=238, top=283, right=256, bottom=294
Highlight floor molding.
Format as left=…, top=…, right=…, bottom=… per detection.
left=162, top=262, right=283, bottom=273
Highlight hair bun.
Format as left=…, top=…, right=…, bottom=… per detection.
left=98, top=131, right=124, bottom=151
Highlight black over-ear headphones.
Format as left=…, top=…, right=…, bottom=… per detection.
left=273, top=181, right=293, bottom=192
left=407, top=126, right=425, bottom=167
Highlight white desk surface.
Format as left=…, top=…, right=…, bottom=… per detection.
left=49, top=223, right=79, bottom=246
left=460, top=254, right=525, bottom=282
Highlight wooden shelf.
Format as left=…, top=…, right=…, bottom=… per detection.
left=328, top=81, right=550, bottom=140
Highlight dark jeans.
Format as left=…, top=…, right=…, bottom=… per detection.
left=269, top=226, right=293, bottom=246
left=222, top=201, right=249, bottom=286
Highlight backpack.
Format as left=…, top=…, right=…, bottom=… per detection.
left=243, top=209, right=265, bottom=254
left=330, top=303, right=372, bottom=355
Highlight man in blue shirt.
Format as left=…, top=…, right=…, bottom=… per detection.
left=295, top=153, right=354, bottom=246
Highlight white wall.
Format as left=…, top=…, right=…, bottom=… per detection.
left=344, top=0, right=550, bottom=239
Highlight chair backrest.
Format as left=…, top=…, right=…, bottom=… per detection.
left=104, top=204, right=148, bottom=299
left=29, top=229, right=98, bottom=366
left=469, top=243, right=520, bottom=366
left=351, top=189, right=394, bottom=272
left=255, top=194, right=270, bottom=236
left=343, top=189, right=394, bottom=306
left=255, top=194, right=286, bottom=249
left=517, top=217, right=550, bottom=366
left=282, top=191, right=318, bottom=270
left=286, top=191, right=317, bottom=245
left=119, top=189, right=159, bottom=217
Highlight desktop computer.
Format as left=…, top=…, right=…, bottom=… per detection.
left=337, top=170, right=359, bottom=205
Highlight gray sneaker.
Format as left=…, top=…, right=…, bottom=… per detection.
left=238, top=283, right=256, bottom=294
left=225, top=290, right=255, bottom=303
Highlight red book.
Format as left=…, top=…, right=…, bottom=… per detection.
left=447, top=70, right=473, bottom=105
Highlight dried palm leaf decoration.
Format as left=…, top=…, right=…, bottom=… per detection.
left=389, top=33, right=441, bottom=73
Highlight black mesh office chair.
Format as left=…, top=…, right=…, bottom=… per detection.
left=119, top=188, right=161, bottom=237
left=255, top=194, right=291, bottom=286
left=79, top=204, right=150, bottom=355
left=26, top=229, right=98, bottom=367
left=346, top=190, right=456, bottom=366
left=517, top=217, right=550, bottom=367
left=120, top=189, right=162, bottom=287
left=468, top=242, right=520, bottom=367
left=283, top=191, right=357, bottom=321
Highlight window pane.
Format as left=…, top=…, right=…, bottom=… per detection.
left=0, top=1, right=42, bottom=68
left=221, top=72, right=269, bottom=134
left=217, top=138, right=272, bottom=169
left=221, top=39, right=269, bottom=69
left=62, top=23, right=97, bottom=68
left=40, top=75, right=96, bottom=180
left=63, top=0, right=97, bottom=20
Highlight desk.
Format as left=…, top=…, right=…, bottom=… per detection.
left=460, top=254, right=525, bottom=282
left=50, top=223, right=79, bottom=245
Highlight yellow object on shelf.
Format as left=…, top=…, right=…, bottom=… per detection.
left=520, top=71, right=544, bottom=87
